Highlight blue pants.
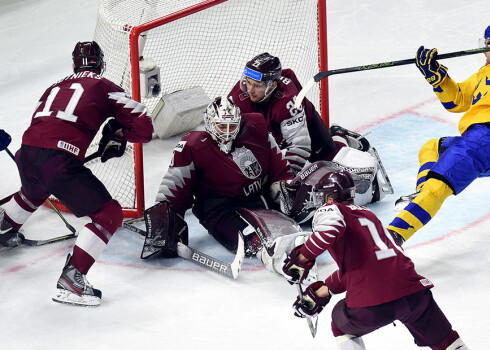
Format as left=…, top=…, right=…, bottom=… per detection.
left=429, top=124, right=490, bottom=194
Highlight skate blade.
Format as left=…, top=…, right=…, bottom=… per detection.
left=394, top=201, right=409, bottom=212
left=52, top=289, right=101, bottom=307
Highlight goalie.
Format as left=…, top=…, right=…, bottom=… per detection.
left=147, top=96, right=316, bottom=280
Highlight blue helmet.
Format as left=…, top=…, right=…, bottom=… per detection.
left=485, top=25, right=490, bottom=39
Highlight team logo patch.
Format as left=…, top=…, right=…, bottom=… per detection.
left=231, top=146, right=262, bottom=179
left=174, top=141, right=186, bottom=152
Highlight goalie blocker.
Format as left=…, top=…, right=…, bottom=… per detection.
left=141, top=201, right=189, bottom=259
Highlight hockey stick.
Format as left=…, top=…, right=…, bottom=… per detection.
left=296, top=283, right=319, bottom=338
left=0, top=232, right=77, bottom=253
left=84, top=150, right=102, bottom=163
left=23, top=233, right=77, bottom=246
left=0, top=131, right=77, bottom=235
left=124, top=221, right=245, bottom=279
left=294, top=46, right=490, bottom=108
left=0, top=193, right=14, bottom=206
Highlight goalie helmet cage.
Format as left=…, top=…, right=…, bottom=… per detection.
left=48, top=0, right=329, bottom=218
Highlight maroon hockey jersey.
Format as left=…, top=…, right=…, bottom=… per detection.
left=301, top=203, right=433, bottom=308
left=22, top=70, right=153, bottom=161
left=228, top=69, right=314, bottom=172
left=155, top=113, right=293, bottom=216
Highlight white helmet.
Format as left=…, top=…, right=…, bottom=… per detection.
left=204, top=97, right=241, bottom=153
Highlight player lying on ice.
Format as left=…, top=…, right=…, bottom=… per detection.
left=140, top=96, right=315, bottom=280
left=281, top=168, right=469, bottom=350
left=228, top=52, right=393, bottom=206
left=0, top=41, right=153, bottom=306
left=388, top=25, right=490, bottom=246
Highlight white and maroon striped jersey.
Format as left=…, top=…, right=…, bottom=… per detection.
left=22, top=70, right=153, bottom=160
left=301, top=202, right=433, bottom=307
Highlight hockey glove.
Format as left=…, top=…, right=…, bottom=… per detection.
left=282, top=245, right=316, bottom=285
left=0, top=129, right=12, bottom=152
left=415, top=46, right=448, bottom=87
left=293, top=281, right=331, bottom=318
left=98, top=119, right=127, bottom=163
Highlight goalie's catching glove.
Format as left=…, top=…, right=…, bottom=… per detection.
left=415, top=46, right=448, bottom=87
left=293, top=281, right=331, bottom=318
left=98, top=119, right=127, bottom=163
left=282, top=245, right=316, bottom=285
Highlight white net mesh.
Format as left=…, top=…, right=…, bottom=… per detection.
left=78, top=0, right=325, bottom=217
left=94, top=0, right=324, bottom=113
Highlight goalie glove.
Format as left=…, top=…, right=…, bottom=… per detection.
left=415, top=46, right=448, bottom=87
left=282, top=245, right=316, bottom=284
left=292, top=281, right=331, bottom=318
left=142, top=201, right=189, bottom=259
left=98, top=119, right=127, bottom=163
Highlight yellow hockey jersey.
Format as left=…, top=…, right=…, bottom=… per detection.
left=434, top=64, right=490, bottom=134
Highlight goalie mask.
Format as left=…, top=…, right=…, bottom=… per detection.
left=72, top=41, right=105, bottom=75
left=204, top=96, right=241, bottom=154
left=289, top=161, right=356, bottom=223
left=240, top=52, right=282, bottom=102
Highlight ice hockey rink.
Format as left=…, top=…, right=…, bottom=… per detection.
left=1, top=0, right=490, bottom=349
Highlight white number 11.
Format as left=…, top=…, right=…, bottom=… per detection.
left=34, top=83, right=84, bottom=122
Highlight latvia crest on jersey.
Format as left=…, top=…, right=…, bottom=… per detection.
left=232, top=146, right=262, bottom=179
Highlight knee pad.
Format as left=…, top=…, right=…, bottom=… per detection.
left=418, top=138, right=440, bottom=165
left=90, top=199, right=123, bottom=235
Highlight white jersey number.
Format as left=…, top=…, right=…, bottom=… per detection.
left=34, top=83, right=83, bottom=122
left=358, top=217, right=405, bottom=260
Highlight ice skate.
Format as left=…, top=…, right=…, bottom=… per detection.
left=330, top=124, right=370, bottom=152
left=389, top=229, right=405, bottom=246
left=394, top=190, right=421, bottom=212
left=52, top=254, right=102, bottom=307
left=0, top=209, right=24, bottom=248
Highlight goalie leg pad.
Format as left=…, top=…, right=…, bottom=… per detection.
left=331, top=147, right=377, bottom=205
left=141, top=201, right=188, bottom=259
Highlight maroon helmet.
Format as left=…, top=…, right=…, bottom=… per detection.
left=72, top=41, right=105, bottom=74
left=240, top=53, right=282, bottom=100
left=289, top=161, right=356, bottom=223
left=244, top=52, right=282, bottom=82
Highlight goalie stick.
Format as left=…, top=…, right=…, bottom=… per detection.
left=123, top=221, right=245, bottom=279
left=296, top=283, right=319, bottom=338
left=294, top=46, right=490, bottom=108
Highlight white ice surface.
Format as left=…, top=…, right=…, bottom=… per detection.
left=1, top=1, right=489, bottom=349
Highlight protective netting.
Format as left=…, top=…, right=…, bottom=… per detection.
left=80, top=0, right=325, bottom=217
left=94, top=0, right=324, bottom=112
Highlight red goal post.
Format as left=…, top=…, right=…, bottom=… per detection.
left=49, top=0, right=328, bottom=219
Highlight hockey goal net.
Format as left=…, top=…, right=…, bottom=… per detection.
left=50, top=0, right=328, bottom=219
